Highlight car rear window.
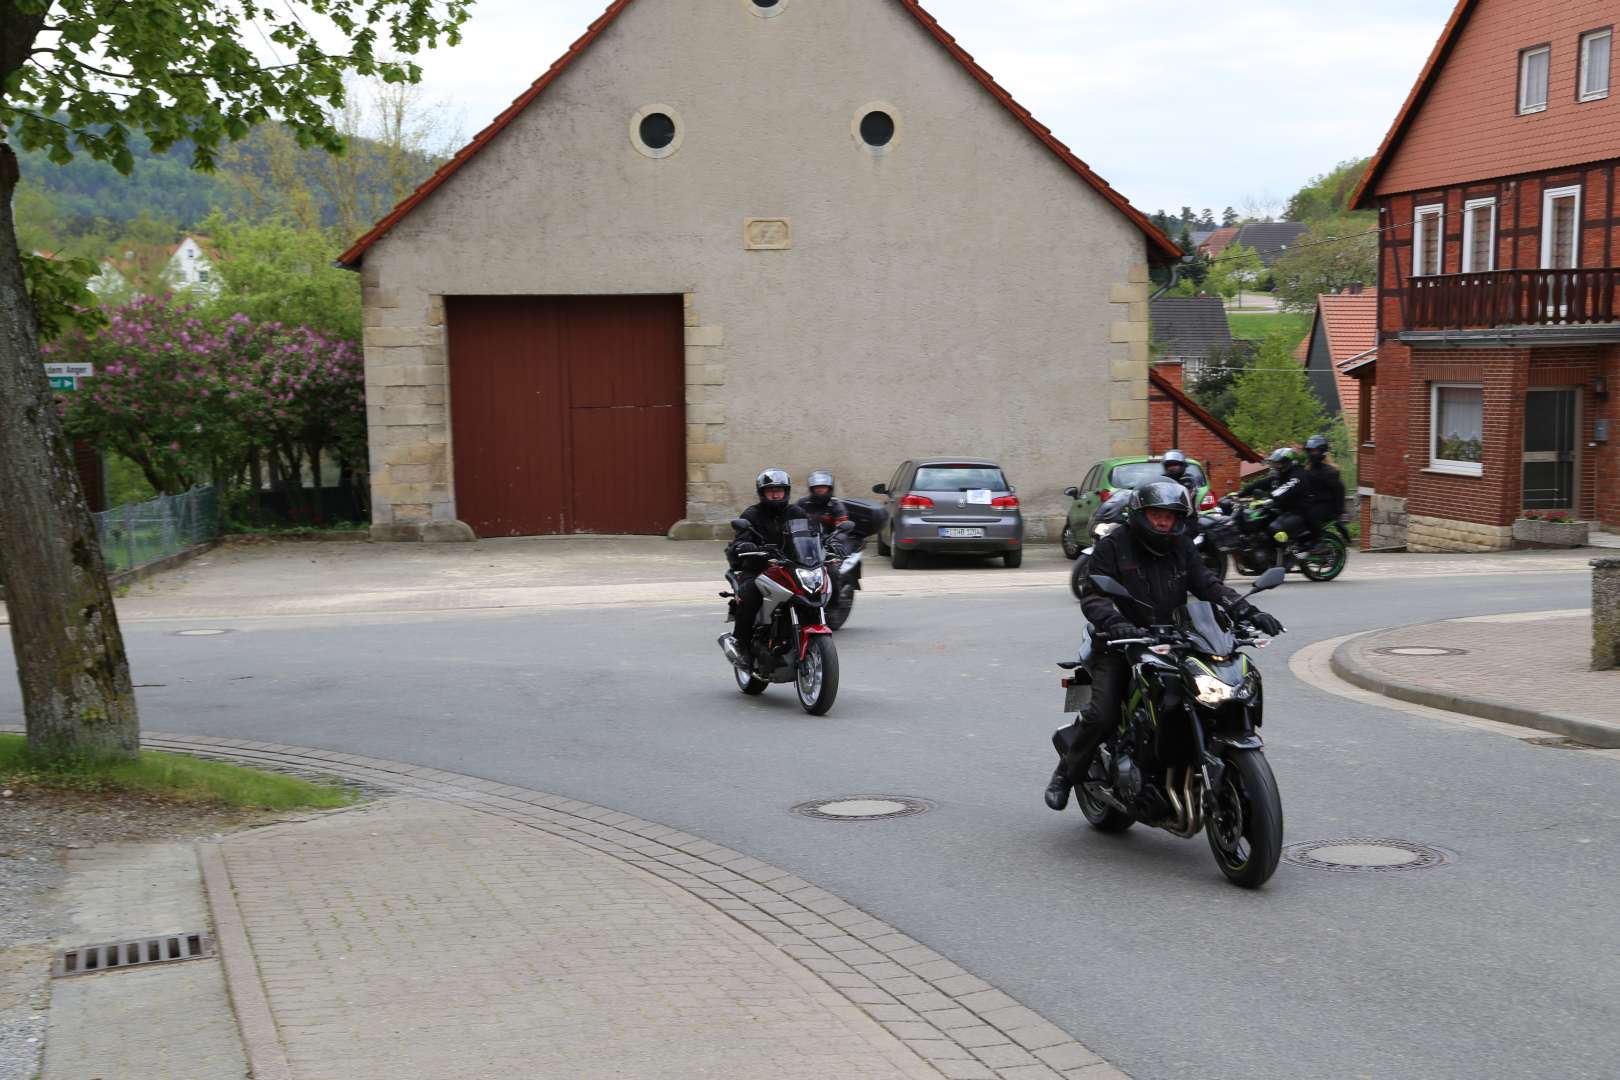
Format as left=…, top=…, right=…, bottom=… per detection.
left=1109, top=461, right=1206, bottom=489
left=913, top=466, right=1008, bottom=491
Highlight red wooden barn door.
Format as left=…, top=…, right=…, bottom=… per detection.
left=446, top=295, right=685, bottom=537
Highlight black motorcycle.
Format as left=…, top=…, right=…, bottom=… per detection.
left=1070, top=492, right=1225, bottom=601
left=1058, top=567, right=1287, bottom=888
left=1203, top=496, right=1347, bottom=582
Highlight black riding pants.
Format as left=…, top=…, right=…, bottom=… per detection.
left=733, top=574, right=763, bottom=652
left=1051, top=651, right=1130, bottom=781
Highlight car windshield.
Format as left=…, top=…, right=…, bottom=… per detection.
left=1111, top=460, right=1207, bottom=488
left=1178, top=600, right=1235, bottom=655
left=914, top=466, right=1008, bottom=491
left=783, top=518, right=824, bottom=567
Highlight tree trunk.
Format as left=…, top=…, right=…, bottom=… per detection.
left=0, top=143, right=139, bottom=760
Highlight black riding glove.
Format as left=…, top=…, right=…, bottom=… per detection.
left=732, top=541, right=760, bottom=555
left=1231, top=602, right=1283, bottom=636
left=1100, top=622, right=1145, bottom=644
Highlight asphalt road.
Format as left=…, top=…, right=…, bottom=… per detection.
left=4, top=558, right=1615, bottom=1080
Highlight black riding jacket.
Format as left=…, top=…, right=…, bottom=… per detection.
left=1081, top=528, right=1242, bottom=632
left=1304, top=461, right=1346, bottom=520
left=1263, top=466, right=1310, bottom=515
left=795, top=496, right=851, bottom=537
left=731, top=503, right=809, bottom=556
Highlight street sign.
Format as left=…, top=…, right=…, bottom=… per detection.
left=45, top=362, right=94, bottom=378
left=48, top=376, right=76, bottom=391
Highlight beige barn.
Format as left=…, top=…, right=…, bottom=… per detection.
left=340, top=0, right=1178, bottom=541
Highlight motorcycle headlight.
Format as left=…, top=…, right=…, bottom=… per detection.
left=1193, top=674, right=1238, bottom=706
left=795, top=567, right=825, bottom=593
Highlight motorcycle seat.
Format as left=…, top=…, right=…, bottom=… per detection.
left=1057, top=661, right=1082, bottom=670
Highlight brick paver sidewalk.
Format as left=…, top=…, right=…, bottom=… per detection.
left=1332, top=611, right=1620, bottom=746
left=219, top=798, right=942, bottom=1080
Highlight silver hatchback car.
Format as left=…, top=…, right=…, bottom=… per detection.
left=871, top=458, right=1025, bottom=568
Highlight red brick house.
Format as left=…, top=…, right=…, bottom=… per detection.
left=1148, top=362, right=1263, bottom=500
left=1350, top=0, right=1620, bottom=551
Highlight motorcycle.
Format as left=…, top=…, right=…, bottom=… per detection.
left=1203, top=495, right=1348, bottom=582
left=823, top=525, right=862, bottom=632
left=719, top=517, right=841, bottom=715
left=1058, top=566, right=1288, bottom=888
left=1070, top=491, right=1226, bottom=601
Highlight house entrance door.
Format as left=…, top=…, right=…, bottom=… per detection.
left=1522, top=388, right=1578, bottom=510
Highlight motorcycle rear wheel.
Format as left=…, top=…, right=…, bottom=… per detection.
left=1069, top=554, right=1089, bottom=602
left=734, top=662, right=768, bottom=695
left=1206, top=749, right=1283, bottom=888
left=1201, top=548, right=1229, bottom=583
left=796, top=636, right=840, bottom=715
left=1077, top=781, right=1134, bottom=833
left=1298, top=535, right=1347, bottom=581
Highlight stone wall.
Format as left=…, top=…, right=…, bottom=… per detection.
left=1407, top=513, right=1512, bottom=553
left=1595, top=557, right=1620, bottom=672
left=1367, top=494, right=1409, bottom=550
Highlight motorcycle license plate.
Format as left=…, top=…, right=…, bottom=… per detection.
left=939, top=527, right=985, bottom=538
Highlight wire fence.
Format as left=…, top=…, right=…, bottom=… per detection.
left=94, top=485, right=221, bottom=574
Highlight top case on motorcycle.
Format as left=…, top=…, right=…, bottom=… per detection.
left=842, top=498, right=889, bottom=536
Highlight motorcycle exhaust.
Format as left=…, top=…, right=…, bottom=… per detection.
left=718, top=635, right=742, bottom=666
left=1163, top=768, right=1205, bottom=839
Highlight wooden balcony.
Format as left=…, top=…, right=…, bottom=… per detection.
left=1408, top=267, right=1620, bottom=331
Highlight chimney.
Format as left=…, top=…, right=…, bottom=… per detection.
left=1347, top=281, right=1365, bottom=295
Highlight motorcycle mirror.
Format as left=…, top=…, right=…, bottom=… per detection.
left=1062, top=486, right=1079, bottom=499
left=871, top=483, right=888, bottom=495
left=730, top=518, right=751, bottom=533
left=1248, top=567, right=1286, bottom=593
left=836, top=520, right=857, bottom=533
left=1089, top=574, right=1133, bottom=601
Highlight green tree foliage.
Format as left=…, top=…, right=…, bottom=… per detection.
left=1221, top=206, right=1239, bottom=227
left=1285, top=158, right=1372, bottom=224
left=21, top=251, right=104, bottom=340
left=1186, top=342, right=1256, bottom=424
left=1227, top=333, right=1329, bottom=453
left=204, top=216, right=361, bottom=342
left=1272, top=212, right=1379, bottom=313
left=1207, top=243, right=1264, bottom=303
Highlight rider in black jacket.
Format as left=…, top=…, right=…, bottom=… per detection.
left=1260, top=447, right=1312, bottom=543
left=1045, top=481, right=1284, bottom=810
left=725, top=469, right=809, bottom=672
left=1302, top=435, right=1346, bottom=532
left=796, top=471, right=851, bottom=540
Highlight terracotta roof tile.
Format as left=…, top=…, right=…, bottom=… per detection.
left=338, top=0, right=1180, bottom=267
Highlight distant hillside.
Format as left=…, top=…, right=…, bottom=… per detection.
left=16, top=137, right=225, bottom=235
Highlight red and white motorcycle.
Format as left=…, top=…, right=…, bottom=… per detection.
left=719, top=517, right=841, bottom=715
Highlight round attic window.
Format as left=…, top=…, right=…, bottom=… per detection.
left=745, top=0, right=789, bottom=16
left=853, top=103, right=901, bottom=153
left=630, top=105, right=684, bottom=159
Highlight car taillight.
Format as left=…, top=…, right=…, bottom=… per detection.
left=991, top=495, right=1019, bottom=510
left=899, top=494, right=933, bottom=509
left=1199, top=492, right=1216, bottom=511
left=1098, top=488, right=1111, bottom=503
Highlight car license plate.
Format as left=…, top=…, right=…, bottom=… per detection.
left=939, top=527, right=985, bottom=538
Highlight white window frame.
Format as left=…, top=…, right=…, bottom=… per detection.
left=1413, top=204, right=1445, bottom=277
left=1580, top=29, right=1612, bottom=102
left=1519, top=45, right=1551, bottom=114
left=1461, top=197, right=1497, bottom=272
left=1429, top=383, right=1485, bottom=477
left=1541, top=185, right=1582, bottom=268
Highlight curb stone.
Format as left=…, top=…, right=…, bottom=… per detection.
left=0, top=726, right=1128, bottom=1080
left=1328, top=635, right=1620, bottom=749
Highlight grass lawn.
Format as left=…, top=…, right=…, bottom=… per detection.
left=1229, top=311, right=1312, bottom=349
left=0, top=734, right=354, bottom=810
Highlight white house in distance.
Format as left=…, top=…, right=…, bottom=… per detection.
left=87, top=235, right=219, bottom=301
left=340, top=0, right=1180, bottom=541
left=160, top=236, right=218, bottom=297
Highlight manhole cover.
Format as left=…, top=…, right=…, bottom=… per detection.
left=175, top=629, right=233, bottom=637
left=1372, top=645, right=1469, bottom=657
left=55, top=933, right=213, bottom=977
left=791, top=796, right=930, bottom=821
left=1284, top=838, right=1455, bottom=873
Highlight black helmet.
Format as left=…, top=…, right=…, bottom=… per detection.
left=1127, top=480, right=1193, bottom=555
left=1162, top=450, right=1188, bottom=476
left=1304, top=435, right=1330, bottom=461
left=755, top=468, right=791, bottom=512
left=805, top=470, right=835, bottom=505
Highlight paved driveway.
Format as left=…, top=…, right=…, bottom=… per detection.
left=3, top=541, right=1614, bottom=1080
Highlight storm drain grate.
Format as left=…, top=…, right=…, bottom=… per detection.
left=1283, top=838, right=1455, bottom=874
left=54, top=933, right=213, bottom=977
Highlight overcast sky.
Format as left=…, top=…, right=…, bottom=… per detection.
left=405, top=0, right=1458, bottom=216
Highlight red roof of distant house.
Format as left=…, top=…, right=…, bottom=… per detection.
left=1304, top=291, right=1377, bottom=422
left=337, top=0, right=1181, bottom=268
left=1148, top=368, right=1263, bottom=463
left=1200, top=226, right=1239, bottom=259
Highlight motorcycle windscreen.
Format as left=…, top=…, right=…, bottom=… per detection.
left=1178, top=600, right=1236, bottom=656
left=783, top=518, right=825, bottom=567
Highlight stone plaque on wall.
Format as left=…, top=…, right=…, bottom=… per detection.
left=744, top=218, right=792, bottom=250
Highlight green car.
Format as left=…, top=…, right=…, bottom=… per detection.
left=1060, top=456, right=1213, bottom=559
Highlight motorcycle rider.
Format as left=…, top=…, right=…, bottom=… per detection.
left=1259, top=447, right=1313, bottom=548
left=1160, top=450, right=1199, bottom=501
left=1045, top=480, right=1284, bottom=811
left=797, top=471, right=853, bottom=543
left=724, top=469, right=810, bottom=672
left=1302, top=435, right=1347, bottom=533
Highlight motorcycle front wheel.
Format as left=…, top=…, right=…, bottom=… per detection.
left=796, top=636, right=840, bottom=715
left=1069, top=554, right=1089, bottom=601
left=825, top=587, right=854, bottom=631
left=1298, top=534, right=1348, bottom=581
left=1206, top=749, right=1283, bottom=888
